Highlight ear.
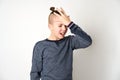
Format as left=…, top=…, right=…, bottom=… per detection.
left=48, top=24, right=52, bottom=30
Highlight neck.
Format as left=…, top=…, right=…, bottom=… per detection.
left=48, top=34, right=60, bottom=41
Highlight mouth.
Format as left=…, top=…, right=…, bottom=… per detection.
left=60, top=32, right=65, bottom=36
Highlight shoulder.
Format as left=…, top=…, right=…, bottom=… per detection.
left=34, top=39, right=48, bottom=49
left=65, top=35, right=74, bottom=39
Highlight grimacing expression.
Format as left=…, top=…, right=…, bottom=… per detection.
left=48, top=14, right=68, bottom=40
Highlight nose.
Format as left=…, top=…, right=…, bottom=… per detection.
left=62, top=25, right=67, bottom=31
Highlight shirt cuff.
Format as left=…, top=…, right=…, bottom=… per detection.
left=67, top=21, right=74, bottom=28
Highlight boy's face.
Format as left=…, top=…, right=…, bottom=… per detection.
left=48, top=15, right=68, bottom=40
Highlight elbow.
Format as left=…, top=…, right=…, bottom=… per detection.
left=89, top=36, right=92, bottom=45
left=88, top=38, right=92, bottom=46
left=85, top=37, right=92, bottom=47
left=82, top=37, right=92, bottom=48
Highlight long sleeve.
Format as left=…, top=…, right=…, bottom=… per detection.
left=30, top=42, right=43, bottom=80
left=69, top=22, right=92, bottom=49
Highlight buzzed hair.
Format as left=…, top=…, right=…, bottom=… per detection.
left=48, top=13, right=58, bottom=24
left=48, top=7, right=61, bottom=24
left=48, top=12, right=54, bottom=24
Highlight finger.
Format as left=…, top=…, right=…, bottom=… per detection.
left=55, top=8, right=63, bottom=16
left=60, top=7, right=65, bottom=14
left=53, top=11, right=61, bottom=17
left=60, top=7, right=67, bottom=16
left=56, top=8, right=66, bottom=17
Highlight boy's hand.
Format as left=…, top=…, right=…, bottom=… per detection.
left=54, top=8, right=71, bottom=26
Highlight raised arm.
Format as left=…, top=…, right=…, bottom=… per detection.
left=69, top=22, right=92, bottom=49
left=54, top=7, right=92, bottom=49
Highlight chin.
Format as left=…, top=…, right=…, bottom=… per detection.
left=59, top=36, right=64, bottom=39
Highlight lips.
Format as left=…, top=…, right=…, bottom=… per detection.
left=60, top=32, right=65, bottom=36
left=60, top=33, right=64, bottom=35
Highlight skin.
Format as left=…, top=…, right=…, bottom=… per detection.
left=48, top=8, right=71, bottom=40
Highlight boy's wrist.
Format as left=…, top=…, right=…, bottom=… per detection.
left=64, top=20, right=71, bottom=26
left=67, top=21, right=73, bottom=28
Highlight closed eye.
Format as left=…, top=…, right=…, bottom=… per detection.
left=65, top=25, right=68, bottom=28
left=58, top=24, right=62, bottom=27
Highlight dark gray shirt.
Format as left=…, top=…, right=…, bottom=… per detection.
left=30, top=22, right=92, bottom=80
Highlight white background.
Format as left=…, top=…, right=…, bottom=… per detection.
left=0, top=0, right=120, bottom=80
